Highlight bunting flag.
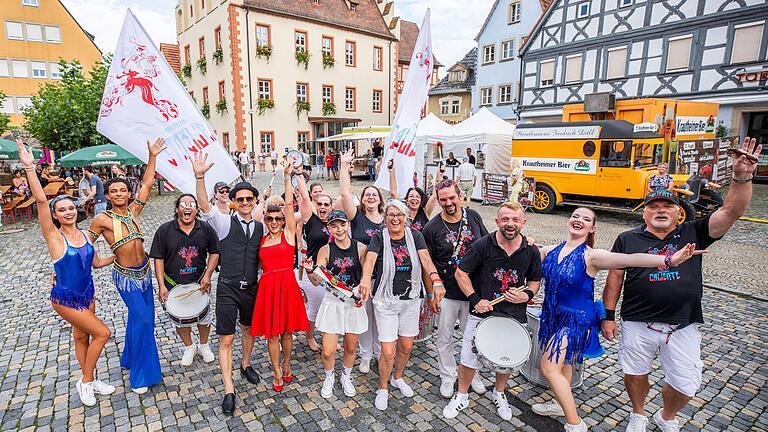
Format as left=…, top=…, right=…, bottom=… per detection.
left=374, top=9, right=433, bottom=197
left=97, top=9, right=238, bottom=198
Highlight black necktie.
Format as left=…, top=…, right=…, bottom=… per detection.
left=242, top=220, right=252, bottom=238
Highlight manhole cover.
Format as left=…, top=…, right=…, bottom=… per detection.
left=0, top=228, right=25, bottom=234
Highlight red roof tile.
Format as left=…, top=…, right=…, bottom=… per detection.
left=160, top=43, right=181, bottom=74
left=397, top=19, right=441, bottom=67
left=244, top=0, right=395, bottom=40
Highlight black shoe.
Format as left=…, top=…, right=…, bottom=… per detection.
left=222, top=393, right=235, bottom=415
left=241, top=365, right=260, bottom=384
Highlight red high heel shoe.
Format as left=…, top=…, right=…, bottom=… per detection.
left=283, top=372, right=293, bottom=383
left=272, top=378, right=284, bottom=392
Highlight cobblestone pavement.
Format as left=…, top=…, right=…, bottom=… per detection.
left=0, top=172, right=766, bottom=432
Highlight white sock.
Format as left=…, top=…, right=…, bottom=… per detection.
left=343, top=367, right=352, bottom=377
left=325, top=370, right=334, bottom=379
left=456, top=392, right=469, bottom=402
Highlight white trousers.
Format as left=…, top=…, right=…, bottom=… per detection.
left=358, top=298, right=381, bottom=360
left=436, top=298, right=470, bottom=382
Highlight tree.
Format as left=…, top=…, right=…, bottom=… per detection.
left=0, top=91, right=10, bottom=136
left=23, top=57, right=111, bottom=151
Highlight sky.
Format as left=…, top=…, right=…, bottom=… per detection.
left=61, top=0, right=497, bottom=75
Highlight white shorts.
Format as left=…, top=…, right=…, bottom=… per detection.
left=316, top=292, right=368, bottom=335
left=374, top=297, right=422, bottom=343
left=619, top=320, right=703, bottom=397
left=459, top=315, right=483, bottom=370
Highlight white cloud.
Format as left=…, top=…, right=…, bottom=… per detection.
left=62, top=0, right=177, bottom=53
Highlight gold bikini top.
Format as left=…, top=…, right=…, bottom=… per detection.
left=105, top=210, right=144, bottom=252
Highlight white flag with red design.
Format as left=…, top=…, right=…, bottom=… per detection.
left=374, top=9, right=433, bottom=197
left=96, top=9, right=238, bottom=198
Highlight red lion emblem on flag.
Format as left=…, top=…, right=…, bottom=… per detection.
left=100, top=37, right=179, bottom=121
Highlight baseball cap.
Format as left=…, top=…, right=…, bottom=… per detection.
left=326, top=210, right=349, bottom=224
left=644, top=189, right=679, bottom=206
left=214, top=181, right=230, bottom=193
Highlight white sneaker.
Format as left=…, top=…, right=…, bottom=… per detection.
left=181, top=344, right=197, bottom=366
left=76, top=379, right=96, bottom=407
left=375, top=389, right=388, bottom=411
left=626, top=413, right=649, bottom=432
left=652, top=409, right=680, bottom=432
left=440, top=378, right=456, bottom=399
left=389, top=376, right=414, bottom=397
left=132, top=386, right=148, bottom=395
left=320, top=374, right=335, bottom=399
left=532, top=399, right=564, bottom=417
left=198, top=343, right=215, bottom=363
left=565, top=420, right=588, bottom=431
left=443, top=393, right=469, bottom=419
left=470, top=373, right=486, bottom=394
left=340, top=373, right=356, bottom=397
left=359, top=358, right=371, bottom=374
left=91, top=379, right=116, bottom=396
left=491, top=390, right=512, bottom=421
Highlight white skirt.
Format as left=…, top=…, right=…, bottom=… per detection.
left=315, top=291, right=368, bottom=335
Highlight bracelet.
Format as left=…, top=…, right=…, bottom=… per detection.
left=195, top=176, right=205, bottom=180
left=605, top=309, right=616, bottom=321
left=468, top=293, right=481, bottom=308
left=133, top=197, right=147, bottom=206
left=731, top=175, right=753, bottom=183
left=23, top=165, right=35, bottom=170
left=523, top=289, right=534, bottom=302
left=664, top=254, right=672, bottom=268
left=425, top=293, right=434, bottom=298
left=429, top=271, right=439, bottom=278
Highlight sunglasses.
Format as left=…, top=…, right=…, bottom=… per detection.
left=436, top=179, right=456, bottom=190
left=178, top=201, right=197, bottom=209
left=316, top=202, right=332, bottom=207
left=217, top=188, right=230, bottom=194
left=265, top=215, right=285, bottom=222
left=235, top=196, right=255, bottom=203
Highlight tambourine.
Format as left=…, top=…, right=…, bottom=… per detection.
left=286, top=150, right=304, bottom=168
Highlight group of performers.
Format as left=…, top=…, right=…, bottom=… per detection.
left=19, top=136, right=761, bottom=431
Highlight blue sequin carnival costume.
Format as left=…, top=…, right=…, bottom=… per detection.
left=539, top=242, right=605, bottom=365
left=50, top=231, right=95, bottom=310
left=105, top=210, right=162, bottom=389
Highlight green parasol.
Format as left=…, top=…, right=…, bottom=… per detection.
left=57, top=144, right=143, bottom=168
left=0, top=138, right=43, bottom=160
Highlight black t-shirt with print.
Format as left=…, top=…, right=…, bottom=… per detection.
left=409, top=207, right=430, bottom=232
left=368, top=229, right=428, bottom=299
left=611, top=215, right=720, bottom=325
left=458, top=232, right=542, bottom=323
left=351, top=211, right=383, bottom=247
left=326, top=239, right=362, bottom=287
left=303, top=213, right=331, bottom=261
left=150, top=219, right=220, bottom=285
left=422, top=208, right=488, bottom=301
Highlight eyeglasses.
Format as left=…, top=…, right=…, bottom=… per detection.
left=235, top=196, right=255, bottom=203
left=386, top=213, right=405, bottom=219
left=316, top=202, right=332, bottom=207
left=178, top=201, right=197, bottom=209
left=436, top=179, right=456, bottom=190
left=265, top=215, right=285, bottom=222
left=363, top=192, right=379, bottom=198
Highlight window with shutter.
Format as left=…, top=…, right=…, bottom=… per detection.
left=565, top=55, right=583, bottom=83
left=732, top=23, right=763, bottom=64
left=666, top=36, right=692, bottom=72
left=540, top=60, right=555, bottom=86
left=606, top=47, right=627, bottom=79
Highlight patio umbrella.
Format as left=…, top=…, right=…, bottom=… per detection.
left=57, top=144, right=143, bottom=168
left=0, top=138, right=43, bottom=160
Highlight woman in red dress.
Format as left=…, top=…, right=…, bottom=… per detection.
left=251, top=161, right=309, bottom=392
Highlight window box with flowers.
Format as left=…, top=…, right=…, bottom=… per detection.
left=201, top=102, right=210, bottom=119
left=216, top=98, right=227, bottom=114
left=295, top=49, right=311, bottom=70
left=197, top=57, right=207, bottom=75
left=322, top=101, right=336, bottom=116
left=322, top=53, right=335, bottom=69
left=256, top=45, right=273, bottom=61
left=295, top=100, right=310, bottom=119
left=213, top=47, right=224, bottom=65
left=257, top=98, right=274, bottom=115
left=182, top=63, right=192, bottom=78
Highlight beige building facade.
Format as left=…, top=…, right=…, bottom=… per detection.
left=176, top=0, right=402, bottom=158
left=428, top=48, right=476, bottom=124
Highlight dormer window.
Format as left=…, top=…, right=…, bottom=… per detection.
left=448, top=69, right=466, bottom=83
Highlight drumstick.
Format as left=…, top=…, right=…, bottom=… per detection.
left=475, top=286, right=526, bottom=312
left=174, top=288, right=199, bottom=300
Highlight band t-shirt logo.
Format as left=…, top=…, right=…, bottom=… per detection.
left=331, top=256, right=354, bottom=283
left=177, top=246, right=200, bottom=275
left=611, top=215, right=720, bottom=325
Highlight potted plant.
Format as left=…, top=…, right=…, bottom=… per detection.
left=322, top=101, right=336, bottom=116
left=322, top=53, right=335, bottom=69
left=257, top=98, right=274, bottom=115
left=295, top=49, right=311, bottom=70
left=213, top=47, right=224, bottom=65
left=201, top=102, right=210, bottom=119
left=256, top=45, right=273, bottom=61
left=216, top=98, right=227, bottom=114
left=196, top=57, right=207, bottom=75
left=182, top=63, right=192, bottom=78
left=295, top=100, right=310, bottom=119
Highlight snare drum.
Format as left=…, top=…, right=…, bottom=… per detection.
left=472, top=316, right=531, bottom=374
left=164, top=283, right=210, bottom=327
left=520, top=306, right=584, bottom=388
left=415, top=300, right=436, bottom=343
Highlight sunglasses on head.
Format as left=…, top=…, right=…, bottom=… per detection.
left=436, top=179, right=456, bottom=190
left=235, top=196, right=255, bottom=203
left=265, top=215, right=284, bottom=222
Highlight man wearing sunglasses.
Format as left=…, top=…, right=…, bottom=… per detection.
left=422, top=178, right=489, bottom=399
left=193, top=152, right=263, bottom=415
left=213, top=181, right=232, bottom=214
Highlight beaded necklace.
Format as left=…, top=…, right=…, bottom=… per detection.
left=441, top=208, right=470, bottom=268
